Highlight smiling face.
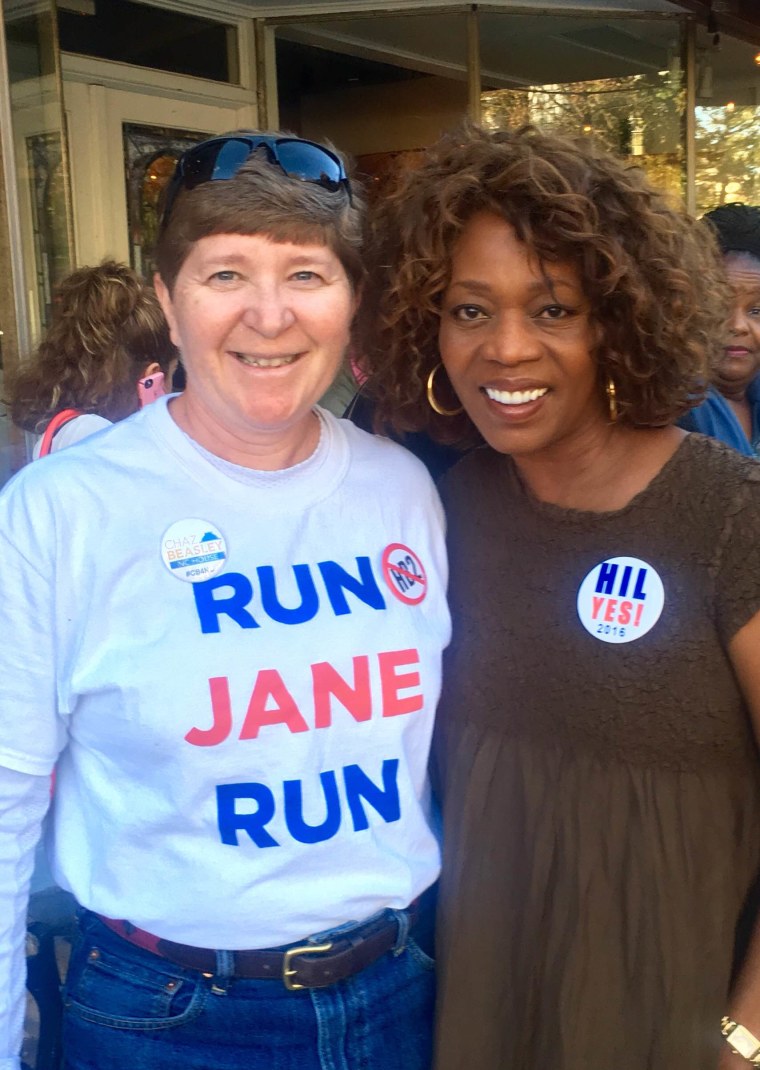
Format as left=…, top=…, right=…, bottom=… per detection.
left=155, top=232, right=355, bottom=466
left=713, top=252, right=760, bottom=399
left=438, top=211, right=605, bottom=461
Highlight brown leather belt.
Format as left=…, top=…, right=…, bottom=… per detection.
left=97, top=901, right=419, bottom=990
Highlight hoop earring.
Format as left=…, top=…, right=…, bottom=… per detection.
left=426, top=364, right=463, bottom=417
left=606, top=378, right=619, bottom=423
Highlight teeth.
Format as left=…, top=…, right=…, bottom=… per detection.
left=485, top=387, right=548, bottom=405
left=235, top=353, right=297, bottom=368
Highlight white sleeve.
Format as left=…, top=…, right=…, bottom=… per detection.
left=0, top=766, right=50, bottom=1069
left=0, top=456, right=70, bottom=1067
left=0, top=477, right=66, bottom=775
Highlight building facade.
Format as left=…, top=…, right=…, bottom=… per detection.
left=0, top=0, right=759, bottom=481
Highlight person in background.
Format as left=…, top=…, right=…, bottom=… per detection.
left=679, top=203, right=760, bottom=457
left=0, top=131, right=448, bottom=1070
left=6, top=260, right=175, bottom=457
left=318, top=361, right=359, bottom=416
left=364, top=123, right=760, bottom=1070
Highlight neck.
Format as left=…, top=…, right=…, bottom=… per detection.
left=169, top=395, right=321, bottom=471
left=718, top=380, right=749, bottom=403
left=723, top=392, right=752, bottom=438
left=512, top=424, right=684, bottom=512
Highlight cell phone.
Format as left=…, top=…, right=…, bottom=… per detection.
left=137, top=371, right=167, bottom=407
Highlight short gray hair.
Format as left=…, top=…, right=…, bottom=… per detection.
left=156, top=137, right=365, bottom=293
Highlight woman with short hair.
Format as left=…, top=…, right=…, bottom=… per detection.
left=679, top=202, right=760, bottom=456
left=365, top=124, right=760, bottom=1070
left=0, top=132, right=448, bottom=1070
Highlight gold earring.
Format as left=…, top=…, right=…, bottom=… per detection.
left=606, top=378, right=619, bottom=423
left=426, top=364, right=463, bottom=417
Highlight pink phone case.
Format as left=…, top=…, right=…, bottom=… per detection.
left=137, top=371, right=167, bottom=407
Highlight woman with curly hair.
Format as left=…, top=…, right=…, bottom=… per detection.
left=7, top=260, right=175, bottom=456
left=679, top=202, right=760, bottom=456
left=363, top=124, right=760, bottom=1070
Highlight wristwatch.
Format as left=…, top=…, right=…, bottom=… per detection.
left=722, top=1017, right=760, bottom=1063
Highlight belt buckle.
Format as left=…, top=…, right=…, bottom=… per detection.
left=282, top=941, right=333, bottom=990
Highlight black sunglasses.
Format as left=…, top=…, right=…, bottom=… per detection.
left=161, top=133, right=352, bottom=228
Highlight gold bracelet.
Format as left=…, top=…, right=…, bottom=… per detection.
left=722, top=1017, right=760, bottom=1064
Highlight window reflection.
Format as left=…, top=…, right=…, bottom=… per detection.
left=482, top=71, right=684, bottom=199
left=27, top=132, right=69, bottom=330
left=123, top=123, right=209, bottom=279
left=696, top=106, right=760, bottom=213
left=478, top=16, right=683, bottom=197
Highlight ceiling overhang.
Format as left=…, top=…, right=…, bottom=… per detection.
left=668, top=1, right=760, bottom=43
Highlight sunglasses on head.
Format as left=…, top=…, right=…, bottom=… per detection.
left=160, top=133, right=352, bottom=228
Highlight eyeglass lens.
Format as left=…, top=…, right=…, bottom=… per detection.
left=274, top=141, right=344, bottom=188
left=163, top=135, right=348, bottom=225
left=181, top=139, right=249, bottom=190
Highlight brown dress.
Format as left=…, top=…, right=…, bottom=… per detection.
left=434, top=434, right=760, bottom=1070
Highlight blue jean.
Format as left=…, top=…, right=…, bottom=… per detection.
left=62, top=909, right=435, bottom=1070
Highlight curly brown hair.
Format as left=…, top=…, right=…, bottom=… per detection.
left=361, top=123, right=730, bottom=444
left=6, top=260, right=175, bottom=433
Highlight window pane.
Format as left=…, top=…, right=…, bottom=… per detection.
left=694, top=30, right=760, bottom=214
left=58, top=0, right=238, bottom=84
left=123, top=123, right=210, bottom=279
left=479, top=14, right=684, bottom=199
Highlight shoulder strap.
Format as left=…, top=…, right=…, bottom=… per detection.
left=38, top=409, right=82, bottom=457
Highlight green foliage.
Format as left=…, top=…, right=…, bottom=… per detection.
left=482, top=72, right=685, bottom=198
left=695, top=105, right=760, bottom=213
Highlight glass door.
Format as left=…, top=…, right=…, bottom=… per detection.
left=0, top=0, right=74, bottom=485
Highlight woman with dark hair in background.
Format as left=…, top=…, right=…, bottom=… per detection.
left=679, top=202, right=760, bottom=456
left=364, top=124, right=760, bottom=1070
left=7, top=260, right=175, bottom=456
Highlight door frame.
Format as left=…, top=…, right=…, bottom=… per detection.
left=62, top=51, right=258, bottom=268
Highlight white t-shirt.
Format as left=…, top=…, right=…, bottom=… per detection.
left=31, top=412, right=111, bottom=458
left=0, top=397, right=448, bottom=981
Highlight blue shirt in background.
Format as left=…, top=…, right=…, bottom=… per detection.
left=678, top=377, right=760, bottom=458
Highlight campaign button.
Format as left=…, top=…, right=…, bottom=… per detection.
left=161, top=518, right=228, bottom=583
left=381, top=543, right=428, bottom=605
left=576, top=556, right=664, bottom=644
